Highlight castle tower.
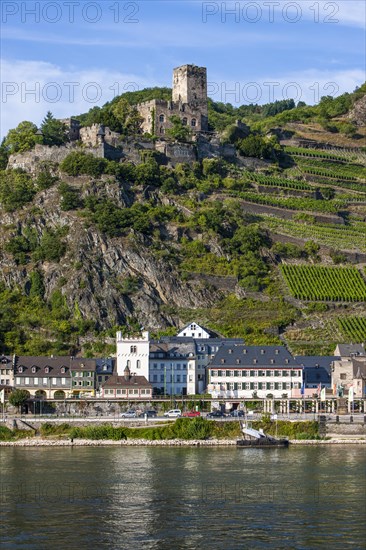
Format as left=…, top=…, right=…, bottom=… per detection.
left=172, top=65, right=208, bottom=112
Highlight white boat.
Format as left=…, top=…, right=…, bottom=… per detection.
left=236, top=419, right=289, bottom=448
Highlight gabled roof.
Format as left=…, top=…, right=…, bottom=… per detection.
left=208, top=345, right=298, bottom=368
left=336, top=344, right=365, bottom=357
left=177, top=322, right=219, bottom=338
left=0, top=355, right=12, bottom=365
left=14, top=356, right=71, bottom=376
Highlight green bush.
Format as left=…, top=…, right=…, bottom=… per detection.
left=0, top=169, right=36, bottom=211
left=60, top=152, right=108, bottom=177
left=40, top=422, right=71, bottom=436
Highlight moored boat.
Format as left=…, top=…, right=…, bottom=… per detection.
left=236, top=419, right=289, bottom=448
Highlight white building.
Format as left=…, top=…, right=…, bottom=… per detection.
left=208, top=344, right=303, bottom=399
left=176, top=322, right=217, bottom=339
left=116, top=331, right=150, bottom=380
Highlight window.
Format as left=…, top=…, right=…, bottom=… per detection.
left=61, top=378, right=66, bottom=385
left=45, top=367, right=50, bottom=373
left=16, top=377, right=21, bottom=385
left=159, top=114, right=165, bottom=123
left=25, top=377, right=29, bottom=385
left=153, top=363, right=158, bottom=369
left=127, top=360, right=131, bottom=368
left=191, top=118, right=196, bottom=127
left=253, top=359, right=257, bottom=364
left=32, top=367, right=36, bottom=373
left=34, top=377, right=39, bottom=385
left=43, top=378, right=47, bottom=385
left=116, top=389, right=122, bottom=395
left=260, top=350, right=265, bottom=355
left=236, top=359, right=241, bottom=364
left=153, top=375, right=157, bottom=382
left=182, top=117, right=187, bottom=125
left=136, top=360, right=140, bottom=369
left=340, top=373, right=347, bottom=380
left=18, top=367, right=23, bottom=373
left=130, top=346, right=137, bottom=353
left=61, top=367, right=66, bottom=374
left=221, top=359, right=226, bottom=364
left=160, top=375, right=164, bottom=382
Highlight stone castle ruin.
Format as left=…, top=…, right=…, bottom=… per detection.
left=137, top=64, right=208, bottom=135
left=8, top=64, right=237, bottom=173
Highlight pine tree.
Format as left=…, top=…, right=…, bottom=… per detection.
left=41, top=112, right=68, bottom=146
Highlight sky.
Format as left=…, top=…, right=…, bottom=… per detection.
left=1, top=0, right=365, bottom=137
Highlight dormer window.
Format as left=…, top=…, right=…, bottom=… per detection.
left=61, top=367, right=66, bottom=374
left=243, top=349, right=247, bottom=354
left=236, top=359, right=241, bottom=364
left=18, top=366, right=23, bottom=373
left=32, top=367, right=37, bottom=373
left=275, top=349, right=279, bottom=355
left=228, top=349, right=233, bottom=354
left=270, top=359, right=275, bottom=364
left=103, top=365, right=107, bottom=372
left=221, top=359, right=226, bottom=364
left=285, top=359, right=289, bottom=364
left=45, top=367, right=50, bottom=373
left=253, top=359, right=258, bottom=364
left=261, top=349, right=265, bottom=355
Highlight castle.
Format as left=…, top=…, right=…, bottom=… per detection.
left=7, top=64, right=238, bottom=172
left=136, top=64, right=209, bottom=135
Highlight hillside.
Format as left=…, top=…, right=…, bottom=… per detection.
left=0, top=87, right=365, bottom=358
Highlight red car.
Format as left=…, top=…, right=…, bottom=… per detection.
left=182, top=410, right=201, bottom=417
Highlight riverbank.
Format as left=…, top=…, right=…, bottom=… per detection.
left=1, top=438, right=365, bottom=447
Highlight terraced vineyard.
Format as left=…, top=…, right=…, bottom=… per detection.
left=248, top=173, right=312, bottom=191
left=280, top=264, right=366, bottom=301
left=338, top=317, right=366, bottom=341
left=235, top=191, right=344, bottom=214
left=264, top=217, right=366, bottom=253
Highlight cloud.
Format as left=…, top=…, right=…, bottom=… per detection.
left=0, top=59, right=152, bottom=137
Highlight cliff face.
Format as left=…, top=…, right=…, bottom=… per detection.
left=0, top=177, right=218, bottom=333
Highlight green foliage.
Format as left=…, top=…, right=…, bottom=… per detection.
left=29, top=270, right=45, bottom=299
left=271, top=242, right=304, bottom=259
left=60, top=152, right=108, bottom=177
left=36, top=167, right=59, bottom=190
left=40, top=112, right=69, bottom=146
left=58, top=182, right=83, bottom=210
left=69, top=424, right=127, bottom=440
left=166, top=115, right=192, bottom=142
left=8, top=389, right=30, bottom=410
left=4, top=121, right=41, bottom=153
left=237, top=134, right=276, bottom=159
left=0, top=169, right=36, bottom=211
left=338, top=317, right=366, bottom=341
left=40, top=423, right=72, bottom=436
left=281, top=264, right=366, bottom=301
left=34, top=229, right=67, bottom=262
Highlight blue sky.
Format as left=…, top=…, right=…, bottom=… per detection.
left=1, top=1, right=365, bottom=136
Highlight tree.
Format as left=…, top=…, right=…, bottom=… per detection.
left=4, top=121, right=42, bottom=153
left=9, top=389, right=30, bottom=412
left=166, top=115, right=191, bottom=142
left=40, top=111, right=68, bottom=146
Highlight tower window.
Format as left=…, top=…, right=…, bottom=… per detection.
left=182, top=117, right=188, bottom=126
left=159, top=114, right=165, bottom=123
left=130, top=346, right=137, bottom=353
left=191, top=118, right=196, bottom=127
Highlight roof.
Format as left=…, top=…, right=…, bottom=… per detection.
left=150, top=341, right=196, bottom=358
left=208, top=345, right=298, bottom=369
left=295, top=356, right=339, bottom=374
left=303, top=367, right=331, bottom=385
left=102, top=375, right=151, bottom=389
left=95, top=358, right=115, bottom=374
left=14, top=356, right=96, bottom=375
left=336, top=344, right=365, bottom=357
left=0, top=355, right=12, bottom=366
left=176, top=322, right=219, bottom=338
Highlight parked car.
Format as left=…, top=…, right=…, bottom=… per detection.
left=138, top=410, right=157, bottom=418
left=164, top=409, right=181, bottom=418
left=229, top=410, right=244, bottom=417
left=182, top=410, right=201, bottom=417
left=207, top=410, right=225, bottom=418
left=120, top=410, right=137, bottom=418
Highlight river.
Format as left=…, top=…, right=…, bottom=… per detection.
left=1, top=446, right=365, bottom=549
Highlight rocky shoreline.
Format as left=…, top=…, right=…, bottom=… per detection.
left=1, top=438, right=365, bottom=447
